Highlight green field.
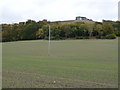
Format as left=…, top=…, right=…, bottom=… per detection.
left=2, top=40, right=118, bottom=88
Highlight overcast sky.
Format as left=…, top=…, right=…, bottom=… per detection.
left=0, top=0, right=119, bottom=24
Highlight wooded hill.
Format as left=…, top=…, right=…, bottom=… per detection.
left=1, top=19, right=120, bottom=42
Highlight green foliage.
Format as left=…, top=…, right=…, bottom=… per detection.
left=42, top=24, right=90, bottom=40
left=36, top=28, right=44, bottom=39
left=75, top=36, right=89, bottom=39
left=1, top=19, right=119, bottom=42
left=2, top=24, right=12, bottom=42
left=92, top=29, right=99, bottom=36
left=75, top=36, right=84, bottom=39
left=44, top=36, right=63, bottom=40
left=22, top=21, right=39, bottom=40
left=112, top=22, right=120, bottom=36
left=102, top=22, right=115, bottom=36
left=96, top=36, right=101, bottom=39
left=93, top=22, right=103, bottom=37
left=105, top=34, right=116, bottom=39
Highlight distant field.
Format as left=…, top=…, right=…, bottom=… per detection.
left=2, top=40, right=118, bottom=88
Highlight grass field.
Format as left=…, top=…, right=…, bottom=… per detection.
left=2, top=40, right=118, bottom=88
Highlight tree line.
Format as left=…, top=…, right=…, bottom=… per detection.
left=1, top=19, right=120, bottom=42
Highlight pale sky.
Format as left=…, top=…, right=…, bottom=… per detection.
left=0, top=0, right=119, bottom=24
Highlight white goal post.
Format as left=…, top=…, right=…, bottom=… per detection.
left=48, top=25, right=51, bottom=56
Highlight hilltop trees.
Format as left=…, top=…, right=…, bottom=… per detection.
left=36, top=28, right=44, bottom=39
left=1, top=20, right=119, bottom=42
left=92, top=22, right=103, bottom=38
left=22, top=21, right=39, bottom=40
left=41, top=24, right=89, bottom=40
left=102, top=22, right=115, bottom=36
left=112, top=21, right=120, bottom=36
left=2, top=24, right=12, bottom=42
left=2, top=20, right=40, bottom=41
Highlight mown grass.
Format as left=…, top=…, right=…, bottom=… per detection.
left=2, top=40, right=118, bottom=88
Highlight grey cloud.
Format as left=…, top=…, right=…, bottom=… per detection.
left=0, top=0, right=119, bottom=24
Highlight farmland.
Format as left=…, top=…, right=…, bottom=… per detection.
left=2, top=40, right=118, bottom=88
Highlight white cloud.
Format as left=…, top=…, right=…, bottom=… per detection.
left=0, top=0, right=119, bottom=23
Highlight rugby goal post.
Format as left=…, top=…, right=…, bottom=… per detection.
left=48, top=25, right=51, bottom=56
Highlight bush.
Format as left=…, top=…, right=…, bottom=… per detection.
left=75, top=36, right=84, bottom=39
left=96, top=36, right=101, bottom=39
left=51, top=36, right=58, bottom=40
left=44, top=36, right=64, bottom=40
left=105, top=34, right=116, bottom=39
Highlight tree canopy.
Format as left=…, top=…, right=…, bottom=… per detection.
left=1, top=20, right=120, bottom=42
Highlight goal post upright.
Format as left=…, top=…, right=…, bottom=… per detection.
left=48, top=24, right=51, bottom=56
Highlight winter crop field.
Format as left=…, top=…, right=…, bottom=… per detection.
left=2, top=40, right=118, bottom=88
